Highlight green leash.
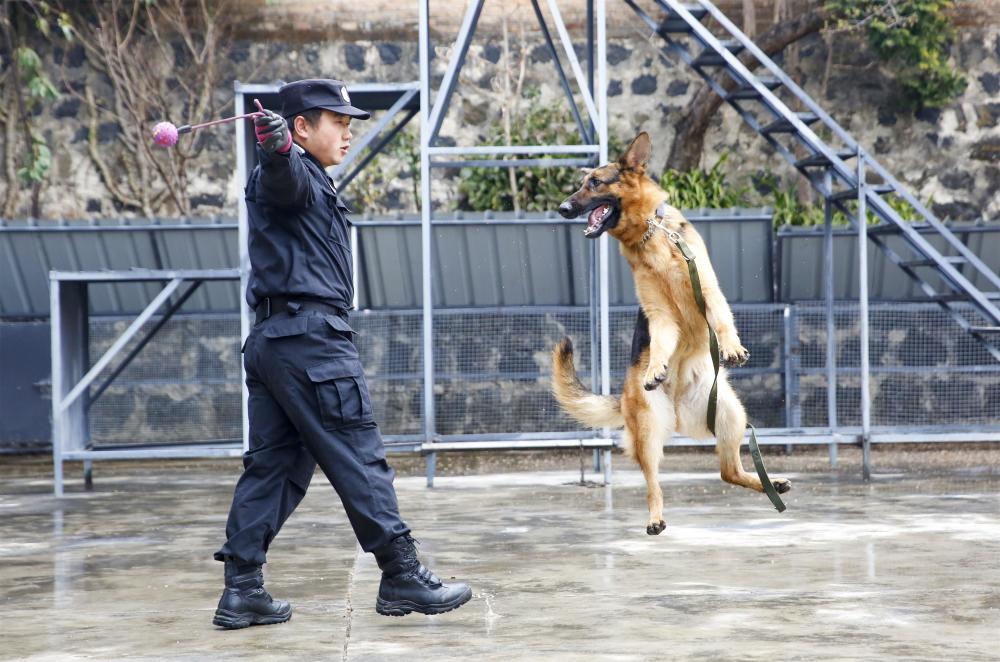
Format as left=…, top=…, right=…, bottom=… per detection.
left=662, top=224, right=787, bottom=513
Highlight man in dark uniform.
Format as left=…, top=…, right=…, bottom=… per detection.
left=212, top=79, right=472, bottom=629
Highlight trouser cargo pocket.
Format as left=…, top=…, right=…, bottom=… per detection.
left=306, top=358, right=375, bottom=430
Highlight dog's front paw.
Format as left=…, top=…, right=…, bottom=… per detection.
left=643, top=364, right=668, bottom=391
left=646, top=519, right=666, bottom=535
left=721, top=344, right=750, bottom=367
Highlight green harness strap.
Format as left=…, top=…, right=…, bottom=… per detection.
left=669, top=231, right=787, bottom=513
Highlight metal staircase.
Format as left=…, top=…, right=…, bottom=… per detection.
left=624, top=0, right=1000, bottom=362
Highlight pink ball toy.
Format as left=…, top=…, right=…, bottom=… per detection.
left=152, top=121, right=179, bottom=147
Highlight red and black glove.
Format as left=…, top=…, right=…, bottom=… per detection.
left=253, top=99, right=292, bottom=154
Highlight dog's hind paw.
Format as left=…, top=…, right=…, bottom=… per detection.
left=772, top=479, right=791, bottom=494
left=643, top=365, right=668, bottom=391
left=646, top=520, right=666, bottom=535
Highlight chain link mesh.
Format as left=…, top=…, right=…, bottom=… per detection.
left=87, top=316, right=242, bottom=446
left=795, top=303, right=1000, bottom=430
left=352, top=310, right=424, bottom=437
left=431, top=308, right=594, bottom=435
left=83, top=301, right=1000, bottom=446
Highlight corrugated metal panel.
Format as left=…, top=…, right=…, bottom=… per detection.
left=20, top=212, right=998, bottom=315
left=0, top=210, right=773, bottom=315
left=778, top=222, right=999, bottom=301
left=354, top=209, right=774, bottom=308
left=0, top=218, right=239, bottom=318
left=608, top=209, right=774, bottom=305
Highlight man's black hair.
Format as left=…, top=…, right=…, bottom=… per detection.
left=292, top=108, right=324, bottom=134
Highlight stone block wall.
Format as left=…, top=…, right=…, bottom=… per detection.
left=2, top=2, right=997, bottom=221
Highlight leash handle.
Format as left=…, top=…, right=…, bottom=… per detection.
left=748, top=424, right=787, bottom=512
left=669, top=233, right=786, bottom=513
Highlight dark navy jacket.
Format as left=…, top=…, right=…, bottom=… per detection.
left=245, top=144, right=354, bottom=310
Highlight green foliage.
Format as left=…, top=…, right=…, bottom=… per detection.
left=347, top=124, right=421, bottom=214
left=884, top=192, right=922, bottom=221
left=17, top=134, right=52, bottom=185
left=456, top=99, right=610, bottom=213
left=659, top=154, right=750, bottom=209
left=771, top=185, right=828, bottom=226
left=17, top=47, right=58, bottom=101
left=387, top=125, right=422, bottom=211
left=30, top=4, right=72, bottom=41
left=826, top=0, right=966, bottom=108
left=13, top=45, right=60, bottom=186
left=653, top=163, right=929, bottom=228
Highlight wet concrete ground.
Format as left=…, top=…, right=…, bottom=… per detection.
left=2, top=451, right=999, bottom=661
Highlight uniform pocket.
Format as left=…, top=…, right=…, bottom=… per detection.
left=323, top=313, right=356, bottom=341
left=306, top=358, right=374, bottom=430
left=261, top=315, right=310, bottom=338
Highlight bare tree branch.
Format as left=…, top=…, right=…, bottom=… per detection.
left=53, top=0, right=237, bottom=216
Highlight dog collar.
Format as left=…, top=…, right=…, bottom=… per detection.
left=639, top=221, right=657, bottom=248
left=640, top=202, right=679, bottom=248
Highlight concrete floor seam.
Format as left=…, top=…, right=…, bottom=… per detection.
left=340, top=545, right=364, bottom=662
left=341, top=542, right=362, bottom=662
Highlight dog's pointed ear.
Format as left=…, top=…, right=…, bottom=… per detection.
left=619, top=132, right=651, bottom=171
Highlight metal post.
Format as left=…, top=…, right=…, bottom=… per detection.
left=823, top=168, right=838, bottom=468
left=782, top=305, right=800, bottom=452
left=425, top=0, right=485, bottom=144
left=50, top=278, right=88, bottom=497
left=235, top=84, right=252, bottom=453
left=597, top=0, right=610, bottom=436
left=50, top=278, right=64, bottom=498
left=351, top=225, right=360, bottom=311
left=586, top=0, right=594, bottom=142
left=584, top=0, right=602, bottom=473
left=426, top=451, right=437, bottom=489
left=857, top=153, right=872, bottom=480
left=420, top=0, right=437, bottom=488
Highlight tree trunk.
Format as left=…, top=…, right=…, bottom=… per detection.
left=666, top=4, right=828, bottom=172
left=742, top=0, right=756, bottom=38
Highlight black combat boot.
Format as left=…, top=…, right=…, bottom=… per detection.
left=212, top=557, right=292, bottom=629
left=373, top=534, right=472, bottom=617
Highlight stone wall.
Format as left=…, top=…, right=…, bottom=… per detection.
left=1, top=2, right=998, bottom=221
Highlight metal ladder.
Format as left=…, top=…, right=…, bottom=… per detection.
left=624, top=0, right=1000, bottom=361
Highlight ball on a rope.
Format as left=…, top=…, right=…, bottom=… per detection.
left=152, top=121, right=179, bottom=147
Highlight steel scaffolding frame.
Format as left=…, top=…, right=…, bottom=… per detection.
left=47, top=0, right=1000, bottom=495
left=49, top=269, right=243, bottom=497
left=417, top=0, right=613, bottom=485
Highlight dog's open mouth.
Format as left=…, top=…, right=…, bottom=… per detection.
left=584, top=202, right=617, bottom=238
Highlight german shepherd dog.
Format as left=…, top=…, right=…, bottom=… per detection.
left=552, top=132, right=791, bottom=535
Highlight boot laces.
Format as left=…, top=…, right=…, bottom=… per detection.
left=414, top=564, right=442, bottom=587
left=399, top=534, right=421, bottom=569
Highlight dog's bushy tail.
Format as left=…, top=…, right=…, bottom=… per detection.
left=551, top=337, right=623, bottom=428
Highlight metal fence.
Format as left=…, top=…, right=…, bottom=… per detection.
left=73, top=301, right=1000, bottom=452
left=8, top=216, right=1000, bottom=462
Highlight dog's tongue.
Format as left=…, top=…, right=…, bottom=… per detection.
left=587, top=203, right=610, bottom=231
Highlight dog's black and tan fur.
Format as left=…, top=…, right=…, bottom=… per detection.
left=552, top=132, right=790, bottom=535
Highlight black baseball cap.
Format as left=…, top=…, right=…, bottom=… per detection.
left=278, top=79, right=371, bottom=120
